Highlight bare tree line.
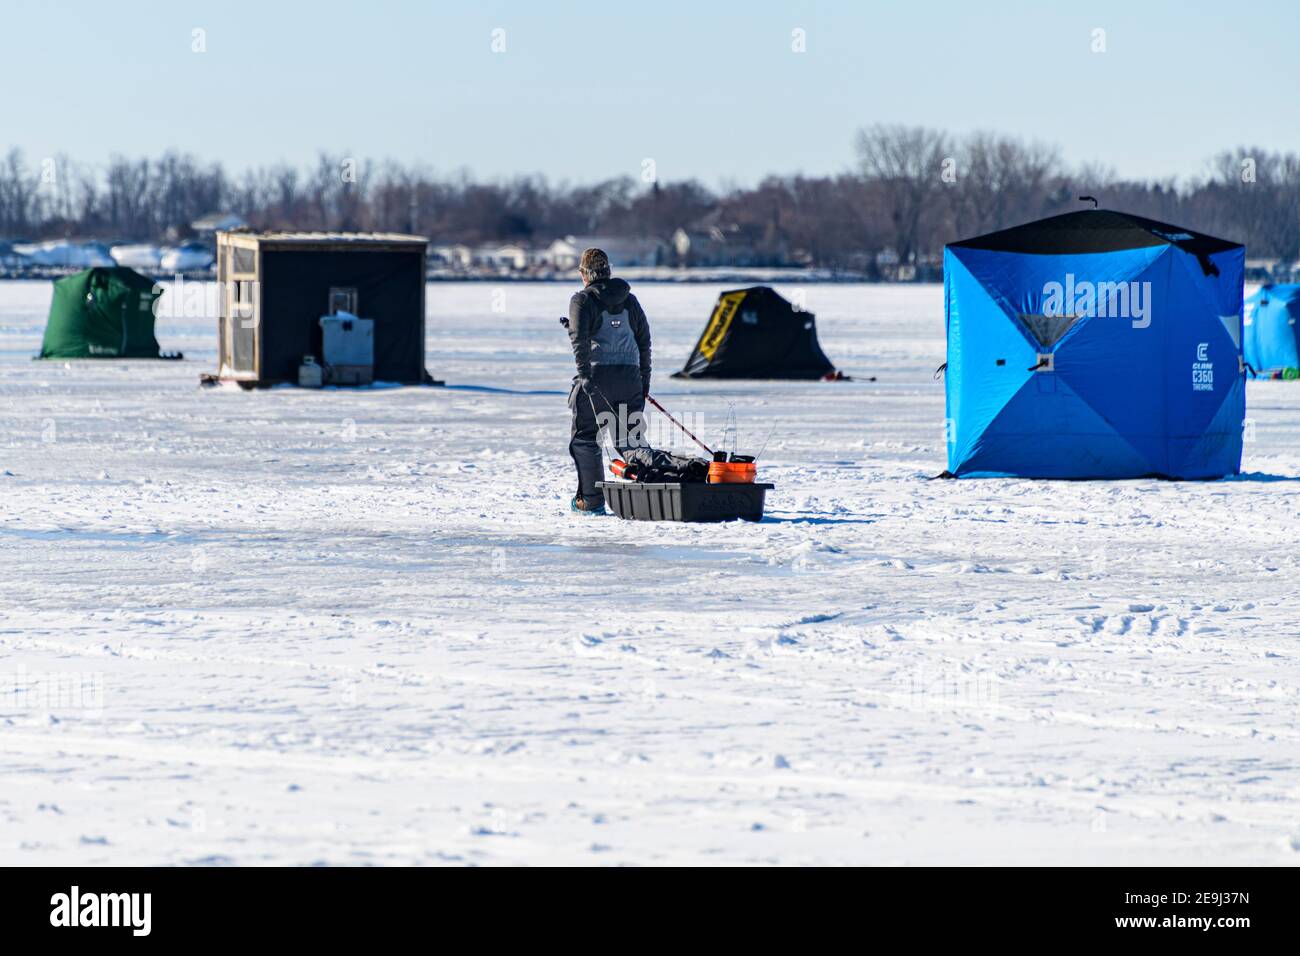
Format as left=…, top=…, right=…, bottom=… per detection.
left=1, top=127, right=1297, bottom=270
left=853, top=126, right=1300, bottom=268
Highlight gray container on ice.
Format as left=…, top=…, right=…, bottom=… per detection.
left=319, top=314, right=374, bottom=385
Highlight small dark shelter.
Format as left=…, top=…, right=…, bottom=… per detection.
left=211, top=231, right=431, bottom=386
left=673, top=286, right=840, bottom=380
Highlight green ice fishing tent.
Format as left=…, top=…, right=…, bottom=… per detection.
left=38, top=267, right=172, bottom=359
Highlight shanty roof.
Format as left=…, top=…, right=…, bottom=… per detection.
left=218, top=231, right=429, bottom=250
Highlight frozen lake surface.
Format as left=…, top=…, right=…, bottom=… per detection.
left=2, top=280, right=1298, bottom=865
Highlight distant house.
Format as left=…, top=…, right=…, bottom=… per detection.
left=544, top=238, right=581, bottom=271
left=191, top=212, right=248, bottom=236
left=874, top=248, right=912, bottom=280
left=671, top=208, right=785, bottom=267
left=545, top=235, right=667, bottom=271
left=671, top=228, right=708, bottom=264
left=473, top=243, right=531, bottom=271
left=185, top=214, right=247, bottom=267
left=429, top=244, right=472, bottom=269
left=671, top=226, right=763, bottom=267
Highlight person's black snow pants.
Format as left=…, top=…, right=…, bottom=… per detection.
left=569, top=365, right=646, bottom=507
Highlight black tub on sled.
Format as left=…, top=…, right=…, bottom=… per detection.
left=596, top=481, right=774, bottom=523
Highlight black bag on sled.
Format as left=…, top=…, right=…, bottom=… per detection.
left=616, top=448, right=710, bottom=483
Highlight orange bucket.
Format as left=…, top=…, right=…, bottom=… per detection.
left=707, top=460, right=757, bottom=484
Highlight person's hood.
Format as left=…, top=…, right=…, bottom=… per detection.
left=586, top=277, right=630, bottom=308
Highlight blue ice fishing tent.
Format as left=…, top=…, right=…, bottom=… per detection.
left=944, top=210, right=1245, bottom=479
left=1244, top=284, right=1300, bottom=379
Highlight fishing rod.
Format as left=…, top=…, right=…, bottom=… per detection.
left=646, top=394, right=713, bottom=457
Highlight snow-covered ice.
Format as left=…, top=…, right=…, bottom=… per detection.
left=2, top=279, right=1298, bottom=866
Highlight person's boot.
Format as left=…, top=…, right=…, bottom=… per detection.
left=570, top=495, right=607, bottom=516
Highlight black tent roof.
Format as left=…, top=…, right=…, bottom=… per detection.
left=948, top=209, right=1242, bottom=258
left=673, top=286, right=838, bottom=380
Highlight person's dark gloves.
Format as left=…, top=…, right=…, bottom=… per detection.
left=642, top=379, right=651, bottom=399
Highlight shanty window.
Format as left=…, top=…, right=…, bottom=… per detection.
left=329, top=287, right=358, bottom=316
left=233, top=281, right=256, bottom=326
left=230, top=246, right=256, bottom=275
left=229, top=281, right=257, bottom=373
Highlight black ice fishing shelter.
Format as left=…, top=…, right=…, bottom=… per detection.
left=212, top=231, right=431, bottom=386
left=673, top=286, right=840, bottom=379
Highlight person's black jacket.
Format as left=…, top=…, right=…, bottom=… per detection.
left=568, top=277, right=651, bottom=394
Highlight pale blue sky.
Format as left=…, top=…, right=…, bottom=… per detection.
left=3, top=0, right=1293, bottom=186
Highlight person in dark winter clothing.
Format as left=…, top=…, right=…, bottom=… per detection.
left=566, top=248, right=652, bottom=513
